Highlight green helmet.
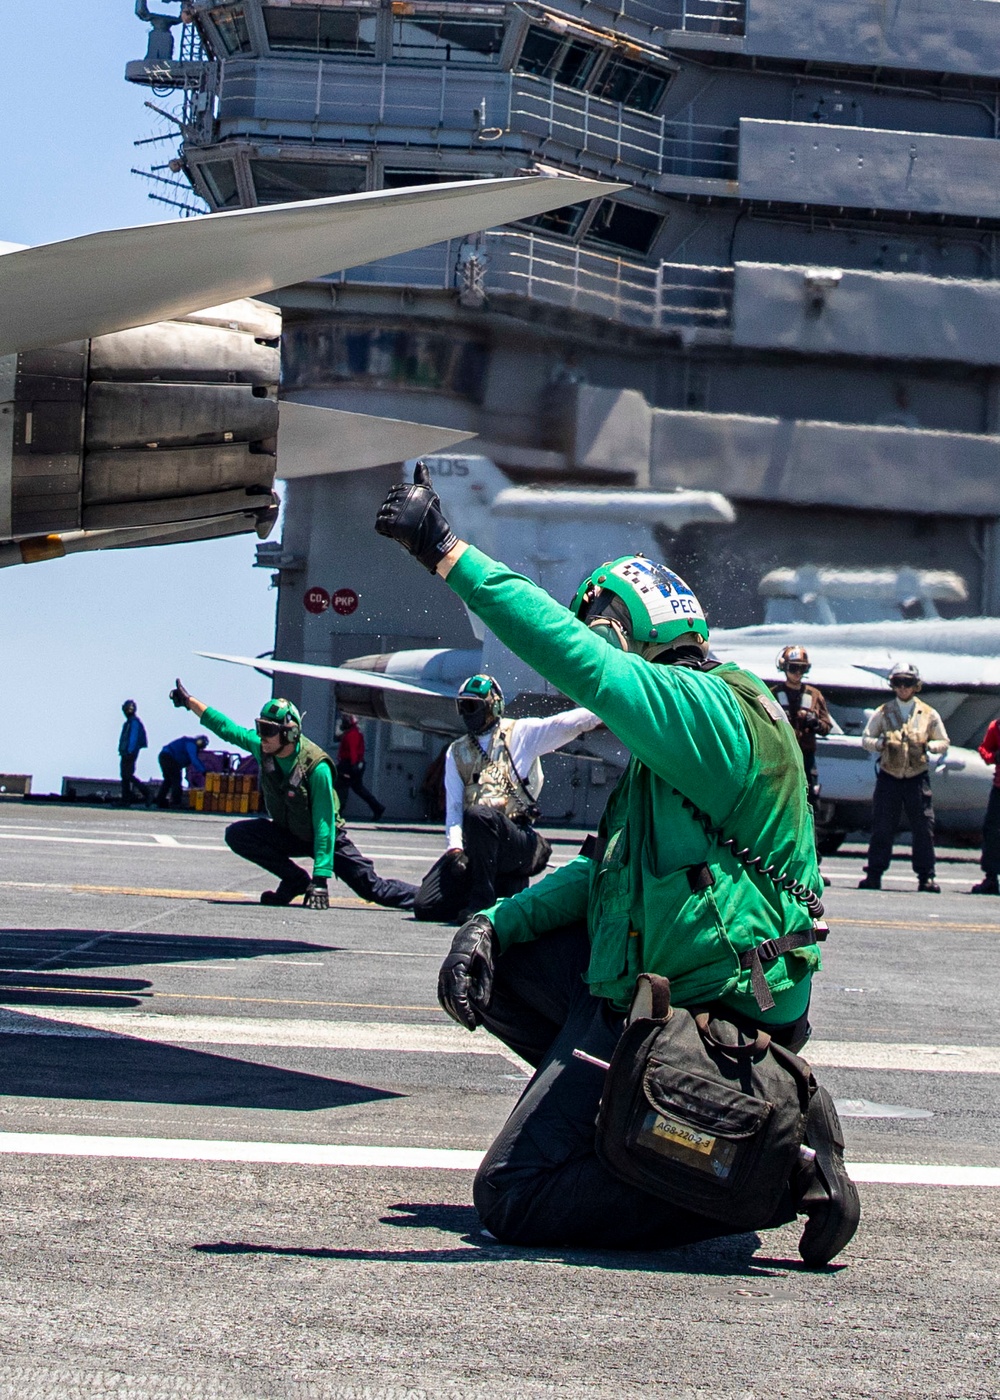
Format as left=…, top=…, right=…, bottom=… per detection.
left=256, top=697, right=302, bottom=744
left=570, top=555, right=709, bottom=654
left=456, top=674, right=504, bottom=735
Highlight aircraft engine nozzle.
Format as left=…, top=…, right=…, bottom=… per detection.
left=0, top=298, right=281, bottom=554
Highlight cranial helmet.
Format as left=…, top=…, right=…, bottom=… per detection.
left=122, top=699, right=137, bottom=715
left=457, top=674, right=505, bottom=736
left=777, top=644, right=811, bottom=674
left=570, top=555, right=709, bottom=659
left=888, top=660, right=922, bottom=688
left=257, top=697, right=302, bottom=745
left=195, top=736, right=209, bottom=750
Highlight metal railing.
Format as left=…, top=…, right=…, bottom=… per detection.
left=647, top=0, right=744, bottom=34
left=335, top=234, right=736, bottom=333
left=656, top=262, right=734, bottom=326
left=216, top=62, right=739, bottom=184
left=510, top=77, right=739, bottom=180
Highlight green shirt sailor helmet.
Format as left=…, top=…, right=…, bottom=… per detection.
left=256, top=698, right=302, bottom=746
left=570, top=555, right=710, bottom=657
left=456, top=673, right=505, bottom=736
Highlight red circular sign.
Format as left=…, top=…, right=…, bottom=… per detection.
left=332, top=587, right=359, bottom=616
left=303, top=585, right=330, bottom=615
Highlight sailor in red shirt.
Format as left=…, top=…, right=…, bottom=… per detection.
left=336, top=715, right=385, bottom=821
left=972, top=719, right=1000, bottom=894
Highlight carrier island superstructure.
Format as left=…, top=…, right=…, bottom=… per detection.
left=129, top=0, right=1000, bottom=818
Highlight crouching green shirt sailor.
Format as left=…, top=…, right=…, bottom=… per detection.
left=199, top=703, right=340, bottom=877
left=168, top=682, right=417, bottom=912
left=443, top=548, right=824, bottom=1025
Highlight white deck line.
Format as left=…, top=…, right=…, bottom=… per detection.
left=0, top=1009, right=531, bottom=1068
left=0, top=1132, right=995, bottom=1184
left=1, top=1010, right=995, bottom=1075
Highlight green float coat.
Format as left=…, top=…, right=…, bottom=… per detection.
left=199, top=707, right=340, bottom=878
left=445, top=548, right=823, bottom=1023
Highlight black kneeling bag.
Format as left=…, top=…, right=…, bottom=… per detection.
left=595, top=974, right=815, bottom=1231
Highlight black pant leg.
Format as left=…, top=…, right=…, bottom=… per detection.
left=982, top=787, right=1000, bottom=875
left=348, top=768, right=384, bottom=819
left=475, top=922, right=593, bottom=1066
left=866, top=770, right=904, bottom=875
left=332, top=830, right=416, bottom=908
left=462, top=806, right=538, bottom=912
left=225, top=818, right=312, bottom=890
left=157, top=754, right=183, bottom=807
left=903, top=773, right=936, bottom=878
left=472, top=925, right=727, bottom=1251
left=413, top=850, right=471, bottom=922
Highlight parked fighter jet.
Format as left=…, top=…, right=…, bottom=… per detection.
left=0, top=175, right=618, bottom=566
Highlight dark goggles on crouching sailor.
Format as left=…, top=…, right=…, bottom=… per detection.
left=457, top=697, right=491, bottom=731
left=255, top=718, right=285, bottom=740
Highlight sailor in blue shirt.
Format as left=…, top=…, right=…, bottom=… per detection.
left=118, top=700, right=151, bottom=807
left=156, top=734, right=209, bottom=808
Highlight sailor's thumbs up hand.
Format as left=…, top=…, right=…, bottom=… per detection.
left=374, top=459, right=458, bottom=574
left=169, top=678, right=192, bottom=710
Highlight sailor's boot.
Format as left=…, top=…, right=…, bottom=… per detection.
left=795, top=1086, right=861, bottom=1268
left=971, top=875, right=1000, bottom=895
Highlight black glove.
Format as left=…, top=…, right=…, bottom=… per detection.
left=170, top=678, right=191, bottom=710
left=374, top=461, right=458, bottom=574
left=438, top=914, right=495, bottom=1031
left=303, top=878, right=329, bottom=911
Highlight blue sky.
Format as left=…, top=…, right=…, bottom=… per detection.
left=0, top=3, right=277, bottom=792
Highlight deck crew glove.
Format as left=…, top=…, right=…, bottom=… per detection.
left=374, top=461, right=458, bottom=574
left=438, top=914, right=496, bottom=1031
left=303, top=877, right=329, bottom=911
left=169, top=678, right=192, bottom=710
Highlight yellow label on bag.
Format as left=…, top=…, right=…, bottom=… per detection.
left=650, top=1115, right=715, bottom=1156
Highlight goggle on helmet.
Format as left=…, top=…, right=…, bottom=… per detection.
left=456, top=674, right=504, bottom=735
left=570, top=555, right=709, bottom=655
left=256, top=698, right=302, bottom=744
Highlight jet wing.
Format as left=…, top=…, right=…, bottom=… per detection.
left=0, top=176, right=621, bottom=356
left=708, top=641, right=887, bottom=692
left=198, top=652, right=452, bottom=697
left=275, top=402, right=474, bottom=478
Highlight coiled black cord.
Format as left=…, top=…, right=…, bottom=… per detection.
left=678, top=794, right=826, bottom=920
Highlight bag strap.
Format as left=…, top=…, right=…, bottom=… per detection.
left=737, top=928, right=826, bottom=1012
left=693, top=1011, right=771, bottom=1058
left=497, top=728, right=538, bottom=814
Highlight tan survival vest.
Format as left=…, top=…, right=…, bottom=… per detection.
left=450, top=718, right=542, bottom=822
left=876, top=697, right=942, bottom=779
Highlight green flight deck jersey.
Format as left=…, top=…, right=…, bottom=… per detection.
left=445, top=547, right=824, bottom=1024
left=199, top=707, right=341, bottom=879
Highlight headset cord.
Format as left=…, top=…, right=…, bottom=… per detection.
left=677, top=793, right=825, bottom=921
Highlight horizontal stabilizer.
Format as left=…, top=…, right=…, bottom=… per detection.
left=198, top=652, right=451, bottom=697
left=276, top=402, right=474, bottom=478
left=0, top=176, right=621, bottom=356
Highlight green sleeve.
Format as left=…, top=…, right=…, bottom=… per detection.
left=446, top=547, right=751, bottom=816
left=200, top=706, right=262, bottom=759
left=485, top=856, right=592, bottom=953
left=308, top=761, right=338, bottom=879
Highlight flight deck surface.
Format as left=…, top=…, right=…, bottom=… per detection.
left=0, top=804, right=996, bottom=1398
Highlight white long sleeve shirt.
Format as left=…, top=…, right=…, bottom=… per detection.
left=444, top=707, right=601, bottom=849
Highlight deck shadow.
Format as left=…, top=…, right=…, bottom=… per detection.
left=1, top=1025, right=401, bottom=1111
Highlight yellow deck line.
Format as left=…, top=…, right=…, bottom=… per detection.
left=834, top=917, right=999, bottom=933
left=0, top=879, right=370, bottom=908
